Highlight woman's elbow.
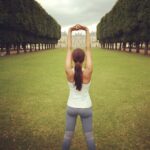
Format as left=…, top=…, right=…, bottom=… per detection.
left=65, top=67, right=70, bottom=75
left=87, top=67, right=93, bottom=74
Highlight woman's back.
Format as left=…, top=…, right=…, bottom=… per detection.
left=67, top=81, right=92, bottom=108
left=67, top=67, right=92, bottom=108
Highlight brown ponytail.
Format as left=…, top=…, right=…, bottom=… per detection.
left=74, top=62, right=83, bottom=91
left=72, top=48, right=85, bottom=91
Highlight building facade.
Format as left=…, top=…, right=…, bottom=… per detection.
left=56, top=31, right=99, bottom=48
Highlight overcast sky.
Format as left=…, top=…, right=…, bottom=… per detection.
left=35, top=0, right=117, bottom=32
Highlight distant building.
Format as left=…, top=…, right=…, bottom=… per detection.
left=72, top=32, right=86, bottom=48
left=90, top=31, right=100, bottom=48
left=56, top=31, right=99, bottom=48
left=56, top=32, right=67, bottom=48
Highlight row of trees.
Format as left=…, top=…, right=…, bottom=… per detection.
left=0, top=0, right=61, bottom=55
left=97, top=0, right=150, bottom=54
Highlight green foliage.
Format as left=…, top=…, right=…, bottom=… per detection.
left=0, top=0, right=61, bottom=44
left=97, top=0, right=150, bottom=43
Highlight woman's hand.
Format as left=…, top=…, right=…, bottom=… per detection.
left=69, top=24, right=89, bottom=32
left=76, top=24, right=89, bottom=31
left=69, top=24, right=80, bottom=32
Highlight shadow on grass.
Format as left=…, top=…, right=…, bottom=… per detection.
left=0, top=123, right=62, bottom=150
left=0, top=128, right=62, bottom=150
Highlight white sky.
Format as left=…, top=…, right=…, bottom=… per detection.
left=35, top=0, right=117, bottom=32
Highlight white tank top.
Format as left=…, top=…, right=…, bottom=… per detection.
left=67, top=68, right=92, bottom=108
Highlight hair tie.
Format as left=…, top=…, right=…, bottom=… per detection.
left=75, top=61, right=81, bottom=66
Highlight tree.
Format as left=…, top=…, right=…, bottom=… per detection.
left=0, top=0, right=61, bottom=55
left=96, top=0, right=150, bottom=54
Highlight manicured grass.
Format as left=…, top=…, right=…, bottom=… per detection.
left=0, top=49, right=150, bottom=150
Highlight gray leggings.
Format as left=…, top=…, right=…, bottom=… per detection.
left=62, top=106, right=96, bottom=150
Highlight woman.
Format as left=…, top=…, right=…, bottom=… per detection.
left=62, top=24, right=96, bottom=150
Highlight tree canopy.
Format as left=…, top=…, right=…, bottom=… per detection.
left=0, top=0, right=61, bottom=54
left=97, top=0, right=150, bottom=54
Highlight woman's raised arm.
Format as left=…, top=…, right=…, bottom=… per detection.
left=65, top=25, right=79, bottom=81
left=74, top=24, right=93, bottom=74
left=65, top=28, right=72, bottom=80
left=85, top=27, right=93, bottom=74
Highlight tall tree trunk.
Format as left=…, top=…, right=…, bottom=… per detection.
left=112, top=43, right=114, bottom=50
left=119, top=42, right=122, bottom=51
left=129, top=42, right=132, bottom=52
left=136, top=41, right=140, bottom=53
left=144, top=41, right=148, bottom=55
left=111, top=43, right=113, bottom=50
left=22, top=43, right=27, bottom=53
left=115, top=42, right=117, bottom=50
left=6, top=43, right=10, bottom=55
left=110, top=43, right=112, bottom=50
left=38, top=43, right=40, bottom=50
left=17, top=43, right=20, bottom=54
left=109, top=43, right=111, bottom=49
left=35, top=44, right=37, bottom=51
left=0, top=47, right=2, bottom=56
left=30, top=43, right=32, bottom=52
left=123, top=42, right=126, bottom=51
left=45, top=43, right=46, bottom=50
left=1, top=43, right=4, bottom=52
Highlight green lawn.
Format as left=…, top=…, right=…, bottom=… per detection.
left=0, top=48, right=150, bottom=150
